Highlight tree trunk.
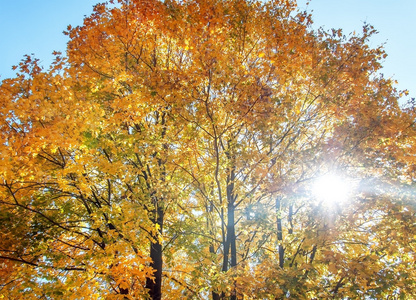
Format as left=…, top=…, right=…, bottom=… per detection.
left=226, top=163, right=237, bottom=300
left=228, top=202, right=237, bottom=300
left=276, top=197, right=284, bottom=269
left=146, top=206, right=164, bottom=300
left=217, top=202, right=237, bottom=300
left=207, top=199, right=222, bottom=300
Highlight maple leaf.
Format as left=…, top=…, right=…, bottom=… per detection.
left=1, top=0, right=415, bottom=299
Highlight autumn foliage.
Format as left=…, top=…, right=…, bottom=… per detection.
left=1, top=0, right=416, bottom=299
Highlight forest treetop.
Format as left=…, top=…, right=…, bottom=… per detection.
left=1, top=0, right=415, bottom=299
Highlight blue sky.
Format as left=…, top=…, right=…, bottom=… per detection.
left=1, top=0, right=414, bottom=100
left=298, top=0, right=416, bottom=100
left=0, top=0, right=96, bottom=78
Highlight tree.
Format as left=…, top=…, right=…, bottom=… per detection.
left=1, top=0, right=415, bottom=299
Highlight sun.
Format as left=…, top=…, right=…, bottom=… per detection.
left=312, top=173, right=351, bottom=206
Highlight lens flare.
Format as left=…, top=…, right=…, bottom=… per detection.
left=312, top=173, right=351, bottom=206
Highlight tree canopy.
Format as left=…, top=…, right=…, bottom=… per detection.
left=1, top=0, right=416, bottom=299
